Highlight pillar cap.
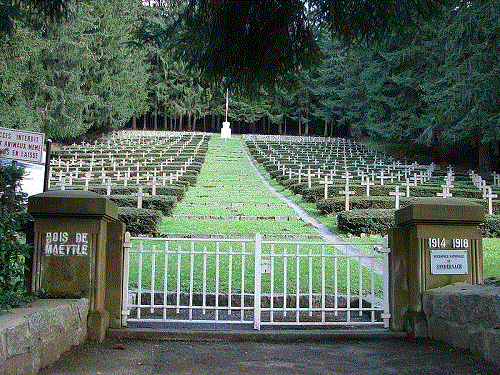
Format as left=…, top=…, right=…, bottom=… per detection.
left=28, top=190, right=118, bottom=220
left=395, top=197, right=484, bottom=226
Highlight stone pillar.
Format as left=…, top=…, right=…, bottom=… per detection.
left=28, top=190, right=126, bottom=342
left=388, top=198, right=484, bottom=336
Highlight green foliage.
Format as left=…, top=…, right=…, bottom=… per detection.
left=139, top=0, right=451, bottom=93
left=317, top=196, right=418, bottom=214
left=0, top=0, right=150, bottom=141
left=337, top=209, right=395, bottom=236
left=479, top=215, right=500, bottom=237
left=88, top=185, right=186, bottom=201
left=109, top=195, right=177, bottom=216
left=0, top=164, right=32, bottom=311
left=312, top=1, right=500, bottom=170
left=118, top=207, right=162, bottom=236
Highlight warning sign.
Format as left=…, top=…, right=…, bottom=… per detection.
left=0, top=127, right=45, bottom=164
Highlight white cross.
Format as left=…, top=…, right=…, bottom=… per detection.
left=100, top=168, right=107, bottom=183
left=484, top=186, right=498, bottom=215
left=361, top=177, right=375, bottom=197
left=492, top=172, right=500, bottom=187
left=57, top=178, right=67, bottom=191
left=437, top=184, right=452, bottom=198
left=104, top=177, right=115, bottom=196
left=148, top=177, right=161, bottom=196
left=320, top=175, right=332, bottom=200
left=306, top=167, right=314, bottom=189
left=402, top=178, right=413, bottom=197
left=389, top=186, right=405, bottom=210
left=133, top=187, right=148, bottom=209
left=339, top=180, right=355, bottom=211
left=377, top=169, right=390, bottom=186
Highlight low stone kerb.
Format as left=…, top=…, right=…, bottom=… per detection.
left=423, top=283, right=500, bottom=328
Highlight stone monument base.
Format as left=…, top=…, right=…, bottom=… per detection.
left=221, top=121, right=231, bottom=138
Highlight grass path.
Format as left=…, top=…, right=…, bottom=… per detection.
left=162, top=135, right=319, bottom=236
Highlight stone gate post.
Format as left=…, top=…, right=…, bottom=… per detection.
left=388, top=198, right=484, bottom=336
left=28, top=190, right=125, bottom=342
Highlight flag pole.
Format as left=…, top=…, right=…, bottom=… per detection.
left=225, top=88, right=228, bottom=123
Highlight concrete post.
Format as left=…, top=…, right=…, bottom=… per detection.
left=28, top=190, right=125, bottom=342
left=388, top=198, right=484, bottom=336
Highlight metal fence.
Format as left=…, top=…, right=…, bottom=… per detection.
left=122, top=233, right=390, bottom=330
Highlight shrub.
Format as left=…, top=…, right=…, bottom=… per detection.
left=118, top=207, right=162, bottom=235
left=88, top=185, right=185, bottom=200
left=337, top=209, right=395, bottom=236
left=479, top=215, right=500, bottom=237
left=317, top=196, right=418, bottom=214
left=110, top=195, right=177, bottom=215
left=0, top=164, right=33, bottom=310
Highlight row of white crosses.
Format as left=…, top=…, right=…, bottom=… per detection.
left=50, top=133, right=209, bottom=194
left=246, top=136, right=447, bottom=211
left=259, top=150, right=425, bottom=190
left=252, top=138, right=430, bottom=184
left=470, top=170, right=498, bottom=215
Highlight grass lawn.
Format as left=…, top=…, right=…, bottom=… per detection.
left=483, top=238, right=500, bottom=278
left=162, top=217, right=318, bottom=235
left=127, top=238, right=384, bottom=296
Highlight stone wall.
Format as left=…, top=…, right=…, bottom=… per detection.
left=422, top=283, right=500, bottom=366
left=0, top=298, right=88, bottom=375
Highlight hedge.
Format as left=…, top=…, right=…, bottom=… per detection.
left=87, top=185, right=185, bottom=201
left=109, top=195, right=176, bottom=215
left=337, top=210, right=500, bottom=237
left=479, top=215, right=500, bottom=237
left=118, top=207, right=162, bottom=235
left=317, top=196, right=419, bottom=214
left=337, top=209, right=396, bottom=236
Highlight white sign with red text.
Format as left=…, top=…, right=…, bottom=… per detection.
left=0, top=127, right=45, bottom=164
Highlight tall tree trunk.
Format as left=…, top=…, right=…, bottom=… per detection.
left=284, top=117, right=287, bottom=135
left=163, top=107, right=168, bottom=130
left=132, top=116, right=137, bottom=129
left=478, top=141, right=492, bottom=174
left=143, top=115, right=147, bottom=130
left=193, top=114, right=197, bottom=131
left=324, top=119, right=328, bottom=137
left=179, top=115, right=183, bottom=131
left=154, top=101, right=158, bottom=130
left=187, top=112, right=191, bottom=131
left=211, top=115, right=216, bottom=132
left=304, top=113, right=309, bottom=136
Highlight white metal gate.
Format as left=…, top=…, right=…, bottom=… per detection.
left=122, top=233, right=390, bottom=330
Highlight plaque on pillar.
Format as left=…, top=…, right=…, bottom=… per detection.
left=388, top=197, right=484, bottom=335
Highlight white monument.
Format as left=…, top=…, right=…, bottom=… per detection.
left=221, top=121, right=231, bottom=138
left=221, top=89, right=231, bottom=139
